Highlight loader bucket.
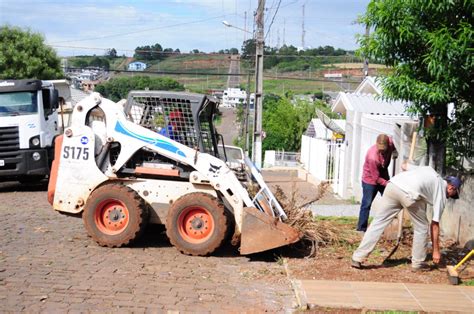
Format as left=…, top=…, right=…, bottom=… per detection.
left=240, top=207, right=301, bottom=255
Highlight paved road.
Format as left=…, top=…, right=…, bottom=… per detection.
left=227, top=55, right=241, bottom=88
left=216, top=107, right=239, bottom=146
left=0, top=182, right=295, bottom=312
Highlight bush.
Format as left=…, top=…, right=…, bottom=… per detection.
left=95, top=76, right=184, bottom=102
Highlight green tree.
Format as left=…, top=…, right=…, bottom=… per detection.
left=71, top=58, right=88, bottom=69
left=134, top=43, right=167, bottom=61
left=95, top=76, right=185, bottom=102
left=0, top=25, right=63, bottom=79
left=241, top=39, right=256, bottom=60
left=106, top=48, right=117, bottom=58
left=359, top=0, right=473, bottom=171
left=88, top=56, right=110, bottom=70
left=262, top=94, right=316, bottom=151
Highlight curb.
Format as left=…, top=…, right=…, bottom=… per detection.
left=283, top=259, right=308, bottom=310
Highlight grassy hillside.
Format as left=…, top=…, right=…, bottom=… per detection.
left=68, top=54, right=383, bottom=95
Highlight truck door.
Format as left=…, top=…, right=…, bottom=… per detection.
left=41, top=88, right=59, bottom=147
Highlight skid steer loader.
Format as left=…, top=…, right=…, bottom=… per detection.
left=48, top=91, right=300, bottom=255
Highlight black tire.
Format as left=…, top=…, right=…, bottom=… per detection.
left=166, top=192, right=228, bottom=256
left=83, top=183, right=149, bottom=247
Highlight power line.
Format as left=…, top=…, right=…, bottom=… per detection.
left=265, top=0, right=282, bottom=41
left=52, top=44, right=362, bottom=61
left=53, top=42, right=358, bottom=56
left=67, top=67, right=363, bottom=84
left=51, top=45, right=242, bottom=55
left=67, top=67, right=250, bottom=77
left=50, top=14, right=230, bottom=44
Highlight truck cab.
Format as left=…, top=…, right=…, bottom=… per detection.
left=0, top=79, right=60, bottom=182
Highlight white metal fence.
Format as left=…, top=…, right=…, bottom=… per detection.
left=274, top=151, right=300, bottom=167
left=300, top=135, right=345, bottom=194
left=263, top=150, right=301, bottom=168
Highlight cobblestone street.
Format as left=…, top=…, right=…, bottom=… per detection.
left=0, top=182, right=296, bottom=312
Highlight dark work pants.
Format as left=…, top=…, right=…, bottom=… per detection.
left=357, top=182, right=385, bottom=231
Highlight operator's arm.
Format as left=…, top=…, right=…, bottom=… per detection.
left=373, top=159, right=388, bottom=186
left=430, top=177, right=446, bottom=265
left=430, top=221, right=441, bottom=264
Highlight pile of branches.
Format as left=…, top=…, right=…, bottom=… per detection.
left=274, top=183, right=341, bottom=256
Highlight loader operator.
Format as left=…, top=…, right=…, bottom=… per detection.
left=351, top=164, right=461, bottom=271
left=159, top=110, right=185, bottom=143
left=357, top=134, right=396, bottom=232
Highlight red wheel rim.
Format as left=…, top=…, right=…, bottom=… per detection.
left=177, top=206, right=214, bottom=243
left=94, top=199, right=130, bottom=235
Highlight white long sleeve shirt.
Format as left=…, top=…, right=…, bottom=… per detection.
left=390, top=166, right=447, bottom=222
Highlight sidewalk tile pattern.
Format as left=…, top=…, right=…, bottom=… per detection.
left=300, top=280, right=474, bottom=312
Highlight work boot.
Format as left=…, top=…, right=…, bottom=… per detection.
left=411, top=264, right=431, bottom=273
left=351, top=259, right=362, bottom=269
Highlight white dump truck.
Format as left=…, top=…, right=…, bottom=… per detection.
left=0, top=79, right=71, bottom=183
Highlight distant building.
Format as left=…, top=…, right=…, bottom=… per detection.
left=221, top=88, right=254, bottom=108
left=128, top=61, right=147, bottom=71
left=324, top=73, right=343, bottom=78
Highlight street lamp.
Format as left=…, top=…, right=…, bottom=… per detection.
left=222, top=20, right=252, bottom=158
left=222, top=1, right=264, bottom=169
left=222, top=21, right=252, bottom=34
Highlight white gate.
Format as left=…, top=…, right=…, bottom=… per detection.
left=300, top=135, right=345, bottom=196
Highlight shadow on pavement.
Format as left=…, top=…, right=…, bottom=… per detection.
left=135, top=224, right=174, bottom=249
left=136, top=224, right=309, bottom=261
left=0, top=180, right=48, bottom=192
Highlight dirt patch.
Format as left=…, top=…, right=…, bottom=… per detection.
left=284, top=219, right=474, bottom=285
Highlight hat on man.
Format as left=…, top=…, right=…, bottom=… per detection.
left=445, top=176, right=462, bottom=199
left=376, top=134, right=389, bottom=151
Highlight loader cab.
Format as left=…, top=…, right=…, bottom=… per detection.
left=125, top=91, right=222, bottom=158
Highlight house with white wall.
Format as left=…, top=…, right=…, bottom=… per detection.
left=300, top=76, right=418, bottom=199
left=128, top=61, right=147, bottom=71
left=332, top=77, right=418, bottom=199
left=221, top=88, right=254, bottom=108
left=305, top=118, right=345, bottom=140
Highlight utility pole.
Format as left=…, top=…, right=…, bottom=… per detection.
left=363, top=24, right=370, bottom=76
left=253, top=0, right=265, bottom=168
left=245, top=73, right=251, bottom=154
left=244, top=11, right=248, bottom=42
left=301, top=4, right=306, bottom=49
left=277, top=29, right=280, bottom=48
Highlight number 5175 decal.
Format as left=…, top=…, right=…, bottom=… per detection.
left=63, top=146, right=90, bottom=160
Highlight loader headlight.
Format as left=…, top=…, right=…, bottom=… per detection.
left=32, top=152, right=41, bottom=161
left=29, top=136, right=40, bottom=148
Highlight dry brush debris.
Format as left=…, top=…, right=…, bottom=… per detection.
left=274, top=183, right=342, bottom=257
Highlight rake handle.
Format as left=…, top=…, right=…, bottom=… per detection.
left=453, top=249, right=474, bottom=271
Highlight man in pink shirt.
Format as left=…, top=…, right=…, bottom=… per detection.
left=357, top=134, right=396, bottom=231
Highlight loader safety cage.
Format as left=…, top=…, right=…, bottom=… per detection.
left=125, top=91, right=222, bottom=157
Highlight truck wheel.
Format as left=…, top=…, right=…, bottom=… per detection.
left=166, top=193, right=228, bottom=256
left=83, top=184, right=149, bottom=248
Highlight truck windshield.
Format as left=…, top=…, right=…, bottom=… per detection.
left=0, top=92, right=38, bottom=116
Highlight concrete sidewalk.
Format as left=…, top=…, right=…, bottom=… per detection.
left=296, top=279, right=474, bottom=312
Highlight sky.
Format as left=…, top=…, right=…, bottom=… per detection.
left=0, top=0, right=371, bottom=57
